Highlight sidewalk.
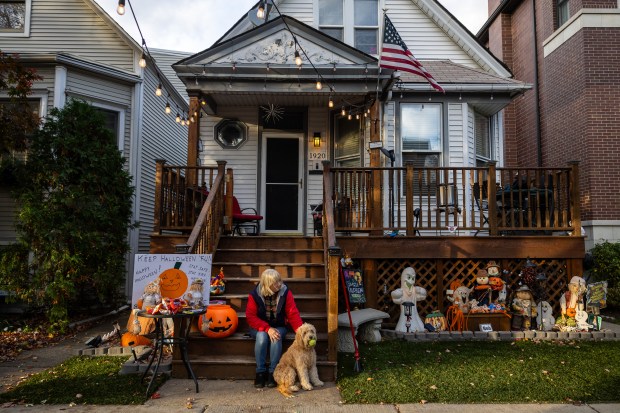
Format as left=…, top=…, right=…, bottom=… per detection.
left=1, top=315, right=619, bottom=412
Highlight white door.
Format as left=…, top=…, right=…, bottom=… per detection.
left=261, top=134, right=304, bottom=234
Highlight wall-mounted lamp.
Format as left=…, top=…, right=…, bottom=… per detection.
left=313, top=132, right=322, bottom=148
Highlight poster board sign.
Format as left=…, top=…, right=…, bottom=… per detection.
left=132, top=254, right=212, bottom=310
left=343, top=268, right=366, bottom=305
left=586, top=281, right=608, bottom=313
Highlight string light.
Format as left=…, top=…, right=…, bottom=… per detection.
left=257, top=1, right=265, bottom=19
left=266, top=63, right=270, bottom=72
left=176, top=113, right=181, bottom=123
left=139, top=52, right=146, bottom=68
left=347, top=114, right=352, bottom=120
left=155, top=83, right=162, bottom=96
left=294, top=50, right=302, bottom=67
left=315, top=78, right=322, bottom=90
left=341, top=107, right=346, bottom=116
left=232, top=62, right=236, bottom=71
left=328, top=95, right=334, bottom=108
left=116, top=0, right=125, bottom=15
left=165, top=102, right=171, bottom=114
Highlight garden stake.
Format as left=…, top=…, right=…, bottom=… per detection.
left=339, top=259, right=362, bottom=372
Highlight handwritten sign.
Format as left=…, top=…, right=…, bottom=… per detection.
left=132, top=254, right=212, bottom=309
left=343, top=268, right=366, bottom=304
left=586, top=281, right=608, bottom=313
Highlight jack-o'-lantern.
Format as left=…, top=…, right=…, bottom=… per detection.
left=199, top=304, right=238, bottom=338
left=121, top=332, right=152, bottom=347
left=158, top=262, right=189, bottom=298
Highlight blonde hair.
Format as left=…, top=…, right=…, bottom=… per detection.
left=259, top=269, right=282, bottom=297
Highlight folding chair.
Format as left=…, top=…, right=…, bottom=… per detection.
left=472, top=181, right=489, bottom=236
left=232, top=196, right=263, bottom=235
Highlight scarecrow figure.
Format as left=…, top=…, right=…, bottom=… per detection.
left=391, top=267, right=427, bottom=332
left=559, top=276, right=587, bottom=318
left=511, top=285, right=537, bottom=330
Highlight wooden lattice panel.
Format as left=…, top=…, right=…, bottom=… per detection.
left=375, top=258, right=569, bottom=328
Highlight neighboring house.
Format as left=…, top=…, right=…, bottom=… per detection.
left=172, top=0, right=530, bottom=235
left=478, top=0, right=620, bottom=250
left=0, top=0, right=189, bottom=295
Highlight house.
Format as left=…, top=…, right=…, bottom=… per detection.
left=478, top=0, right=620, bottom=250
left=0, top=0, right=189, bottom=295
left=151, top=1, right=585, bottom=380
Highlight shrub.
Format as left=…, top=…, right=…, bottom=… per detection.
left=590, top=241, right=620, bottom=307
left=0, top=100, right=135, bottom=331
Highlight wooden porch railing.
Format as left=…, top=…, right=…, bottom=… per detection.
left=327, top=161, right=581, bottom=236
left=153, top=160, right=225, bottom=234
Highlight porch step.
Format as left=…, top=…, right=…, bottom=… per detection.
left=217, top=236, right=322, bottom=250
left=212, top=262, right=325, bottom=278
left=187, top=332, right=329, bottom=355
left=215, top=248, right=323, bottom=264
left=171, top=355, right=336, bottom=382
left=222, top=294, right=326, bottom=313
left=217, top=277, right=326, bottom=295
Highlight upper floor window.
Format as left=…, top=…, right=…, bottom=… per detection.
left=557, top=0, right=569, bottom=27
left=0, top=0, right=31, bottom=36
left=318, top=0, right=378, bottom=54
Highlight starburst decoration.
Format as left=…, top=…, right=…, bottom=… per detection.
left=260, top=103, right=284, bottom=123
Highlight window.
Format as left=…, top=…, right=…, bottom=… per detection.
left=354, top=0, right=378, bottom=54
left=214, top=119, right=248, bottom=149
left=557, top=0, right=569, bottom=27
left=401, top=103, right=442, bottom=195
left=0, top=0, right=31, bottom=36
left=475, top=112, right=491, bottom=164
left=319, top=0, right=343, bottom=41
left=95, top=108, right=120, bottom=145
left=318, top=0, right=378, bottom=54
left=334, top=115, right=361, bottom=167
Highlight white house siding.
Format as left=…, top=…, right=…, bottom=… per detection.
left=149, top=49, right=191, bottom=102
left=200, top=107, right=260, bottom=210
left=306, top=106, right=329, bottom=234
left=0, top=189, right=18, bottom=246
left=447, top=103, right=465, bottom=167
left=138, top=67, right=187, bottom=252
left=384, top=0, right=480, bottom=68
left=277, top=0, right=314, bottom=25
left=0, top=0, right=134, bottom=72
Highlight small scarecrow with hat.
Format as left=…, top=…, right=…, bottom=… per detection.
left=511, top=285, right=537, bottom=330
left=184, top=278, right=206, bottom=308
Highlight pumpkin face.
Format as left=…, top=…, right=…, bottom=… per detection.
left=121, top=332, right=152, bottom=347
left=199, top=304, right=238, bottom=338
left=158, top=262, right=188, bottom=298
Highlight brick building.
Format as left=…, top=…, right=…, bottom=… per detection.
left=478, top=0, right=620, bottom=250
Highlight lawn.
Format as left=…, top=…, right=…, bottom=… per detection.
left=337, top=339, right=620, bottom=404
left=0, top=356, right=167, bottom=405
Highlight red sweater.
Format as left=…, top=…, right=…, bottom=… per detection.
left=246, top=289, right=303, bottom=332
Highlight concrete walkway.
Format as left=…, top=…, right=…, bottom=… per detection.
left=1, top=314, right=619, bottom=413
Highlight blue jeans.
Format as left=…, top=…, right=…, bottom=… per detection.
left=249, top=326, right=289, bottom=373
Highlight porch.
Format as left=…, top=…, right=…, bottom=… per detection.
left=150, top=160, right=584, bottom=380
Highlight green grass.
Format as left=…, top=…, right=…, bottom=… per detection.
left=337, top=339, right=620, bottom=404
left=0, top=356, right=167, bottom=405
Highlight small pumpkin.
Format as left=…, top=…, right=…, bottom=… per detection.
left=159, top=262, right=189, bottom=298
left=121, top=332, right=152, bottom=347
left=199, top=304, right=238, bottom=338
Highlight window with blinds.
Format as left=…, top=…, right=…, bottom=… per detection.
left=334, top=116, right=361, bottom=167
left=401, top=103, right=442, bottom=196
left=319, top=0, right=344, bottom=41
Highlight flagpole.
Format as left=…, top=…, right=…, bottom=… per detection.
left=375, top=9, right=388, bottom=156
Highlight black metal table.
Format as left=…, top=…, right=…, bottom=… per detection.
left=137, top=309, right=205, bottom=397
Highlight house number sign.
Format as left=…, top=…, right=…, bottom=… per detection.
left=308, top=145, right=327, bottom=171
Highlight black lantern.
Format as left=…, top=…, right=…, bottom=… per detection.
left=402, top=301, right=414, bottom=333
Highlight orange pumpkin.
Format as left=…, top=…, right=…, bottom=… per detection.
left=158, top=262, right=189, bottom=299
left=121, top=332, right=152, bottom=347
left=199, top=304, right=238, bottom=338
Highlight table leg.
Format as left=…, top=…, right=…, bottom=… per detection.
left=180, top=317, right=200, bottom=392
left=144, top=319, right=165, bottom=397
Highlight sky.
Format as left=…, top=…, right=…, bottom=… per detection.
left=93, top=0, right=488, bottom=53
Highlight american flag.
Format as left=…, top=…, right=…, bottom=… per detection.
left=380, top=15, right=444, bottom=93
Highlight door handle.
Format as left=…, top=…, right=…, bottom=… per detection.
left=299, top=178, right=303, bottom=189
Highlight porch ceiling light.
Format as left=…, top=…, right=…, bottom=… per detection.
left=117, top=0, right=125, bottom=15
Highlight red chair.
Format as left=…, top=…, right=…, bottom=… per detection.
left=232, top=196, right=263, bottom=235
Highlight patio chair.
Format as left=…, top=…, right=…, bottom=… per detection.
left=472, top=181, right=489, bottom=236
left=232, top=196, right=263, bottom=235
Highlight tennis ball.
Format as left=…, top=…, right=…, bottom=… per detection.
left=308, top=339, right=317, bottom=347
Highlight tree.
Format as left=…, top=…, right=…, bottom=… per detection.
left=0, top=100, right=135, bottom=331
left=0, top=50, right=41, bottom=156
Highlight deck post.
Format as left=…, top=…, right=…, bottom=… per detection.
left=327, top=247, right=341, bottom=363
left=487, top=161, right=498, bottom=235
left=225, top=168, right=234, bottom=234
left=569, top=161, right=581, bottom=237
left=405, top=163, right=414, bottom=235
left=369, top=101, right=383, bottom=236
left=154, top=159, right=166, bottom=234
left=186, top=96, right=200, bottom=186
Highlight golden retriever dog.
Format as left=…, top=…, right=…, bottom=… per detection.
left=273, top=323, right=324, bottom=397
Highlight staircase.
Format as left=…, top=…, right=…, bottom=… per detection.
left=171, top=235, right=336, bottom=381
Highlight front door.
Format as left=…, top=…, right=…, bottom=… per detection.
left=261, top=134, right=304, bottom=234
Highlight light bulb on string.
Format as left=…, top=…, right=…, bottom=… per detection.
left=232, top=62, right=236, bottom=72
left=139, top=52, right=147, bottom=68
left=176, top=113, right=181, bottom=123
left=315, top=78, right=322, bottom=90
left=341, top=107, right=346, bottom=116
left=356, top=113, right=360, bottom=120
left=347, top=114, right=352, bottom=120
left=459, top=93, right=462, bottom=101
left=155, top=83, right=162, bottom=96
left=165, top=102, right=171, bottom=114
left=181, top=117, right=186, bottom=126
left=364, top=112, right=367, bottom=118
left=117, top=0, right=125, bottom=15
left=332, top=63, right=337, bottom=72
left=257, top=1, right=265, bottom=19
left=328, top=96, right=334, bottom=108
left=294, top=50, right=302, bottom=67
left=266, top=63, right=270, bottom=72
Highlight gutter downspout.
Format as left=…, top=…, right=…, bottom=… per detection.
left=532, top=0, right=543, bottom=166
